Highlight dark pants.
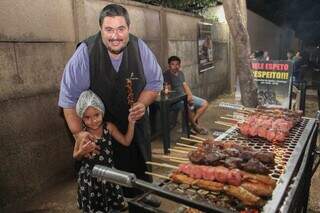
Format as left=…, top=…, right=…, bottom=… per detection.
left=113, top=141, right=151, bottom=197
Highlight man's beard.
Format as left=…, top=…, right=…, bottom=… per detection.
left=107, top=45, right=126, bottom=55
left=107, top=39, right=129, bottom=55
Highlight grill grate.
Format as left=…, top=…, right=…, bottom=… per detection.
left=220, top=118, right=309, bottom=181
left=154, top=117, right=316, bottom=213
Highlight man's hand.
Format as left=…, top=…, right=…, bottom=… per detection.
left=129, top=102, right=146, bottom=121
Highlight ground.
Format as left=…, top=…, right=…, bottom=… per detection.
left=14, top=91, right=320, bottom=213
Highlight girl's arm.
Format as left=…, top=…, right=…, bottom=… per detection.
left=107, top=120, right=135, bottom=147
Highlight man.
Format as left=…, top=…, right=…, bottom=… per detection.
left=286, top=50, right=294, bottom=61
left=164, top=56, right=208, bottom=135
left=293, top=51, right=303, bottom=83
left=58, top=4, right=163, bottom=204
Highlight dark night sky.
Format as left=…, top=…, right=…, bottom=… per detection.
left=247, top=0, right=320, bottom=46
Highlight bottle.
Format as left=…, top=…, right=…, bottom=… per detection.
left=164, top=82, right=169, bottom=95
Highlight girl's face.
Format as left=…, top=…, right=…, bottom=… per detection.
left=82, top=106, right=103, bottom=130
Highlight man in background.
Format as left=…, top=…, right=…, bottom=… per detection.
left=164, top=56, right=209, bottom=135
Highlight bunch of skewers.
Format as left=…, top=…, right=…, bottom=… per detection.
left=146, top=135, right=277, bottom=211
left=215, top=105, right=302, bottom=143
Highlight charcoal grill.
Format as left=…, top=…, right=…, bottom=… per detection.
left=216, top=117, right=318, bottom=212
left=93, top=117, right=319, bottom=213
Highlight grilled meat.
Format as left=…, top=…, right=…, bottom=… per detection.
left=238, top=107, right=302, bottom=143
left=241, top=159, right=270, bottom=175
left=170, top=172, right=268, bottom=207
left=188, top=140, right=274, bottom=174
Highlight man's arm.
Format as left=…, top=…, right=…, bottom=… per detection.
left=182, top=82, right=193, bottom=97
left=182, top=82, right=193, bottom=102
left=138, top=90, right=159, bottom=107
left=132, top=39, right=163, bottom=121
left=63, top=108, right=82, bottom=135
left=58, top=43, right=97, bottom=147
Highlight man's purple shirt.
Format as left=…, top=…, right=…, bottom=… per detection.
left=58, top=39, right=163, bottom=108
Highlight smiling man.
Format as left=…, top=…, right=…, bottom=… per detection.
left=58, top=4, right=163, bottom=207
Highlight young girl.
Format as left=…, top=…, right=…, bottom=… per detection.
left=73, top=90, right=135, bottom=212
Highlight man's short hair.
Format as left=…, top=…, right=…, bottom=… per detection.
left=99, top=4, right=130, bottom=27
left=168, top=56, right=181, bottom=64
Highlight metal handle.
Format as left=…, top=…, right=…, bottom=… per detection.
left=92, top=165, right=136, bottom=187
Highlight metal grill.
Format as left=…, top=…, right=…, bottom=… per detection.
left=219, top=118, right=309, bottom=181
left=143, top=117, right=318, bottom=213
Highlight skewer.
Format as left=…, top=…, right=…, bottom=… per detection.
left=161, top=155, right=189, bottom=161
left=146, top=161, right=178, bottom=169
left=168, top=148, right=188, bottom=154
left=214, top=121, right=236, bottom=127
left=180, top=137, right=203, bottom=144
left=225, top=114, right=235, bottom=118
left=236, top=109, right=250, bottom=114
left=190, top=135, right=206, bottom=141
left=169, top=149, right=189, bottom=154
left=145, top=171, right=170, bottom=180
left=220, top=116, right=241, bottom=122
left=176, top=143, right=197, bottom=149
left=169, top=159, right=189, bottom=164
left=173, top=146, right=195, bottom=151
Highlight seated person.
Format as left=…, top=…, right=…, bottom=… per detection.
left=163, top=56, right=209, bottom=135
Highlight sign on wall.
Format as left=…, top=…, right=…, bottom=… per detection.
left=250, top=60, right=293, bottom=108
left=198, top=22, right=214, bottom=73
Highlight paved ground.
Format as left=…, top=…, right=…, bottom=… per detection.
left=13, top=91, right=320, bottom=213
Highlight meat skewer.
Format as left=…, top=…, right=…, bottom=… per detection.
left=174, top=146, right=195, bottom=152
left=145, top=171, right=170, bottom=180
left=161, top=155, right=189, bottom=161
left=217, top=106, right=302, bottom=143
left=180, top=137, right=203, bottom=144
left=147, top=161, right=276, bottom=194
left=145, top=167, right=273, bottom=207
left=176, top=143, right=198, bottom=149
left=169, top=148, right=189, bottom=154
left=237, top=111, right=301, bottom=143
left=215, top=121, right=236, bottom=127
left=125, top=72, right=139, bottom=108
left=125, top=79, right=134, bottom=108
left=188, top=140, right=275, bottom=174
left=190, top=135, right=207, bottom=141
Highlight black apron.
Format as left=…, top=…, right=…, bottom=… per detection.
left=81, top=32, right=152, bottom=197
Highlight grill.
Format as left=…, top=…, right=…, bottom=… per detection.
left=216, top=117, right=318, bottom=212
left=93, top=117, right=319, bottom=213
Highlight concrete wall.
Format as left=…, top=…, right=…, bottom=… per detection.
left=0, top=0, right=76, bottom=210
left=247, top=10, right=297, bottom=60
left=166, top=12, right=230, bottom=99
left=0, top=0, right=230, bottom=210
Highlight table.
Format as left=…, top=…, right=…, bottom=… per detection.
left=153, top=92, right=190, bottom=154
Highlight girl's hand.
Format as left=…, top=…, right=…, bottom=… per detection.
left=79, top=141, right=100, bottom=158
left=128, top=111, right=136, bottom=124
left=129, top=102, right=145, bottom=121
